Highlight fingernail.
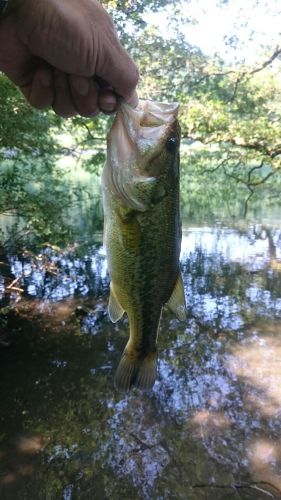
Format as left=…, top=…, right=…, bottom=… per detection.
left=73, top=78, right=90, bottom=96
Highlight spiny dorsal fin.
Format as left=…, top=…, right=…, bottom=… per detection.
left=166, top=273, right=187, bottom=321
left=108, top=283, right=125, bottom=323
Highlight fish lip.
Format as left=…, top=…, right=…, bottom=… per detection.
left=137, top=99, right=180, bottom=115
left=120, top=99, right=180, bottom=128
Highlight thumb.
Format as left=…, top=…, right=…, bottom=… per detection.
left=96, top=40, right=139, bottom=106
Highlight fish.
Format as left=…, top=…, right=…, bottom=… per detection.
left=101, top=99, right=186, bottom=391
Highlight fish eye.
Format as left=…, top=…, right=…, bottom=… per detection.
left=166, top=137, right=177, bottom=153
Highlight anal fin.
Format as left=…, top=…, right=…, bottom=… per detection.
left=166, top=272, right=187, bottom=321
left=108, top=282, right=125, bottom=323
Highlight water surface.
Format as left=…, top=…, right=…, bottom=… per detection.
left=1, top=219, right=281, bottom=499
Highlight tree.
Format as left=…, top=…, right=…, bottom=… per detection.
left=1, top=0, right=281, bottom=247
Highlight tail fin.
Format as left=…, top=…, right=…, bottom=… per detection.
left=114, top=348, right=157, bottom=391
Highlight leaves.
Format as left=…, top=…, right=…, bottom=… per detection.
left=1, top=0, right=281, bottom=250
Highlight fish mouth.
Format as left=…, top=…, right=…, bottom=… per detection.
left=120, top=99, right=179, bottom=136
left=118, top=99, right=180, bottom=157
left=137, top=100, right=179, bottom=126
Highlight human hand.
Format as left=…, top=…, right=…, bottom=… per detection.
left=0, top=0, right=139, bottom=117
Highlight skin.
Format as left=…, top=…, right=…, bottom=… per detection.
left=0, top=0, right=139, bottom=117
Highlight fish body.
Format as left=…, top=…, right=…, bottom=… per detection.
left=101, top=100, right=186, bottom=390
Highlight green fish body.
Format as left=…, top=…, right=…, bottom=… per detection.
left=101, top=100, right=186, bottom=390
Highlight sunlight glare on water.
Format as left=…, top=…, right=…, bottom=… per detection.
left=181, top=225, right=271, bottom=271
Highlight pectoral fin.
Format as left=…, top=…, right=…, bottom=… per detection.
left=108, top=283, right=125, bottom=323
left=136, top=177, right=166, bottom=206
left=125, top=177, right=166, bottom=211
left=166, top=273, right=187, bottom=321
left=118, top=209, right=141, bottom=253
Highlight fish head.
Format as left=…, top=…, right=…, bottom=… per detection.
left=103, top=100, right=181, bottom=211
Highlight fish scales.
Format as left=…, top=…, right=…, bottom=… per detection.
left=101, top=100, right=186, bottom=390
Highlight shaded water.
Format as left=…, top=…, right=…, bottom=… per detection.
left=1, top=219, right=281, bottom=499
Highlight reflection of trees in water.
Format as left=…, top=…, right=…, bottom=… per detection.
left=182, top=224, right=281, bottom=333
left=0, top=243, right=108, bottom=303
left=1, top=222, right=281, bottom=321
left=1, top=222, right=281, bottom=498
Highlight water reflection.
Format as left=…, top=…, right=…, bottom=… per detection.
left=8, top=242, right=108, bottom=301
left=1, top=221, right=281, bottom=499
left=181, top=225, right=271, bottom=270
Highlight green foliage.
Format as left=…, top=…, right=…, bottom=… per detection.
left=0, top=76, right=55, bottom=153
left=1, top=0, right=281, bottom=250
left=0, top=77, right=106, bottom=248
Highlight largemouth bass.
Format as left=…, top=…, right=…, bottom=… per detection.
left=101, top=100, right=186, bottom=391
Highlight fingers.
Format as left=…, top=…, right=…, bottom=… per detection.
left=19, top=69, right=104, bottom=117
left=69, top=75, right=99, bottom=117
left=19, top=66, right=78, bottom=119
left=98, top=87, right=118, bottom=114
left=20, top=65, right=54, bottom=110
left=55, top=74, right=137, bottom=117
left=19, top=67, right=137, bottom=118
left=53, top=70, right=77, bottom=118
left=96, top=41, right=139, bottom=106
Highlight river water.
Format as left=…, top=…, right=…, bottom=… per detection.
left=0, top=217, right=281, bottom=499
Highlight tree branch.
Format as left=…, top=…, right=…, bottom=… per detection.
left=199, top=157, right=232, bottom=174
left=221, top=161, right=276, bottom=217
left=249, top=46, right=281, bottom=75
left=83, top=123, right=105, bottom=142
left=192, top=46, right=281, bottom=104
left=184, top=132, right=281, bottom=160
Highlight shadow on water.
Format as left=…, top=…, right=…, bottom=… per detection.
left=1, top=220, right=281, bottom=498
